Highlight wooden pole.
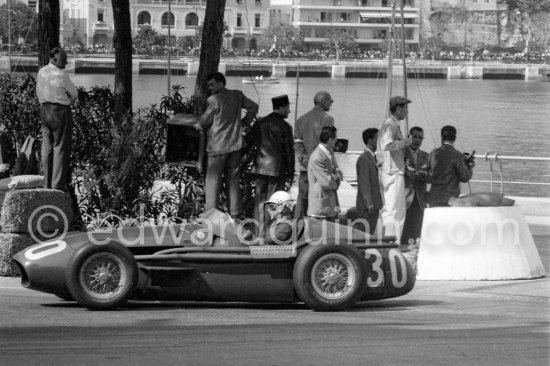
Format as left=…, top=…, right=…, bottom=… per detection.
left=385, top=0, right=397, bottom=118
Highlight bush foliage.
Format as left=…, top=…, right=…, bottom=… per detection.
left=0, top=74, right=217, bottom=227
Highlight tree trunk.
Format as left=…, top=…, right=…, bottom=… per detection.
left=193, top=0, right=226, bottom=111
left=111, top=0, right=133, bottom=123
left=38, top=0, right=60, bottom=67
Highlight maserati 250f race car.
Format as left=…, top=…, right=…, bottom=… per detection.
left=13, top=212, right=415, bottom=311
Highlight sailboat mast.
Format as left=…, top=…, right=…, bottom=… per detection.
left=294, top=64, right=300, bottom=123
left=385, top=0, right=397, bottom=118
left=400, top=0, right=408, bottom=133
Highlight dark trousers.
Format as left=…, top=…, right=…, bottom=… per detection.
left=294, top=171, right=308, bottom=219
left=254, top=175, right=285, bottom=235
left=346, top=208, right=379, bottom=235
left=205, top=150, right=242, bottom=216
left=40, top=104, right=73, bottom=190
left=401, top=193, right=425, bottom=246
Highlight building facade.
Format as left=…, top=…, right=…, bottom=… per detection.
left=291, top=0, right=420, bottom=50
left=59, top=0, right=271, bottom=51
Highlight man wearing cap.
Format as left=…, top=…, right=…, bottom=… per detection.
left=377, top=96, right=412, bottom=241
left=36, top=47, right=78, bottom=191
left=198, top=72, right=258, bottom=219
left=251, top=95, right=294, bottom=233
left=294, top=91, right=335, bottom=218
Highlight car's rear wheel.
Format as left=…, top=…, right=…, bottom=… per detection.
left=293, top=244, right=365, bottom=311
left=66, top=243, right=137, bottom=310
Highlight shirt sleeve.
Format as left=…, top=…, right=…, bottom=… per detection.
left=380, top=123, right=406, bottom=152
left=62, top=71, right=78, bottom=100
left=199, top=96, right=217, bottom=129
left=240, top=93, right=258, bottom=127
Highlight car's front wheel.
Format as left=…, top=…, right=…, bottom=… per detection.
left=66, top=243, right=138, bottom=310
left=293, top=244, right=365, bottom=311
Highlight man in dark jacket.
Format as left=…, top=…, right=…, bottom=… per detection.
left=428, top=125, right=474, bottom=207
left=251, top=95, right=294, bottom=233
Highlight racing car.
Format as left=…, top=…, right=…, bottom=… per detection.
left=13, top=210, right=415, bottom=311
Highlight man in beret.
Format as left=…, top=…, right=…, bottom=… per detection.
left=251, top=95, right=295, bottom=234
left=377, top=96, right=412, bottom=242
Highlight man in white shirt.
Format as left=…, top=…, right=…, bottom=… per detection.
left=377, top=96, right=412, bottom=241
left=36, top=47, right=78, bottom=191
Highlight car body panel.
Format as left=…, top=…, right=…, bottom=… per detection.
left=13, top=218, right=416, bottom=309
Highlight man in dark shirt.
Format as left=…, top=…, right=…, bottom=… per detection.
left=251, top=95, right=294, bottom=233
left=428, top=125, right=474, bottom=207
left=198, top=72, right=258, bottom=218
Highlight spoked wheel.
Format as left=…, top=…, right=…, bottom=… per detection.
left=311, top=253, right=357, bottom=300
left=66, top=243, right=137, bottom=310
left=294, top=244, right=365, bottom=311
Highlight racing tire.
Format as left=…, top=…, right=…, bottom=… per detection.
left=293, top=244, right=365, bottom=311
left=66, top=242, right=138, bottom=310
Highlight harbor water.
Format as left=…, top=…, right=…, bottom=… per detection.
left=71, top=73, right=550, bottom=197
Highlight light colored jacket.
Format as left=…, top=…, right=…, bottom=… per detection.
left=307, top=144, right=340, bottom=218
left=377, top=115, right=406, bottom=175
left=294, top=106, right=334, bottom=171
left=199, top=88, right=258, bottom=156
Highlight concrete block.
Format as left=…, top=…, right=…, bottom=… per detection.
left=417, top=206, right=546, bottom=280
left=218, top=63, right=227, bottom=75
left=465, top=66, right=483, bottom=79
left=0, top=233, right=36, bottom=277
left=187, top=62, right=200, bottom=75
left=331, top=65, right=346, bottom=78
left=447, top=66, right=462, bottom=79
left=0, top=189, right=74, bottom=236
left=132, top=59, right=140, bottom=74
left=65, top=59, right=76, bottom=73
left=525, top=67, right=540, bottom=80
left=272, top=63, right=287, bottom=77
left=391, top=65, right=404, bottom=78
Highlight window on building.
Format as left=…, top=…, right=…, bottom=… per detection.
left=255, top=0, right=261, bottom=5
left=97, top=9, right=104, bottom=23
left=236, top=0, right=242, bottom=4
left=186, top=12, right=199, bottom=26
left=237, top=13, right=242, bottom=27
left=161, top=12, right=175, bottom=28
left=340, top=13, right=347, bottom=22
left=254, top=13, right=261, bottom=27
left=137, top=11, right=151, bottom=26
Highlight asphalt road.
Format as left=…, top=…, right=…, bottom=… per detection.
left=1, top=225, right=549, bottom=366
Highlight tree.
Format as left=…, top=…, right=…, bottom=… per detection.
left=0, top=1, right=38, bottom=46
left=111, top=0, right=133, bottom=122
left=193, top=0, right=225, bottom=106
left=257, top=24, right=304, bottom=58
left=505, top=0, right=550, bottom=13
left=133, top=25, right=163, bottom=53
left=38, top=0, right=60, bottom=67
left=324, top=29, right=357, bottom=61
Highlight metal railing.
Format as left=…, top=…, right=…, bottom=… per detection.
left=345, top=151, right=550, bottom=193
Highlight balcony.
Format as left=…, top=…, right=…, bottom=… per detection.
left=92, top=21, right=112, bottom=31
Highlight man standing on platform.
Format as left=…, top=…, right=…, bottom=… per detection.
left=198, top=72, right=258, bottom=219
left=348, top=128, right=383, bottom=234
left=401, top=126, right=429, bottom=245
left=251, top=95, right=294, bottom=233
left=36, top=47, right=78, bottom=192
left=428, top=125, right=474, bottom=207
left=377, top=96, right=412, bottom=241
left=294, top=91, right=335, bottom=218
left=307, top=126, right=341, bottom=221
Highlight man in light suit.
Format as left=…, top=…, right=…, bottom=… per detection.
left=401, top=126, right=429, bottom=245
left=294, top=91, right=335, bottom=218
left=347, top=128, right=383, bottom=234
left=307, top=126, right=341, bottom=221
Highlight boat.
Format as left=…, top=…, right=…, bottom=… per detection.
left=242, top=76, right=280, bottom=84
